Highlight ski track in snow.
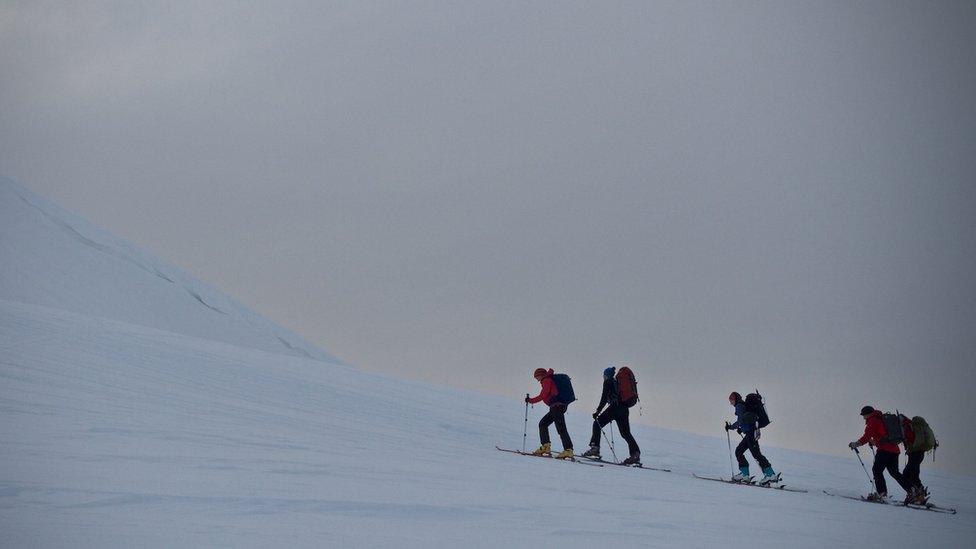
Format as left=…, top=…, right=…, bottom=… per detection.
left=2, top=300, right=975, bottom=548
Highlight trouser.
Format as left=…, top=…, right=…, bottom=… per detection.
left=589, top=403, right=640, bottom=456
left=902, top=451, right=925, bottom=489
left=539, top=403, right=573, bottom=450
left=872, top=450, right=911, bottom=495
left=735, top=431, right=771, bottom=470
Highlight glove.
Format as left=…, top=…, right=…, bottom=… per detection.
left=524, top=396, right=530, bottom=403
left=849, top=441, right=859, bottom=450
left=724, top=422, right=731, bottom=431
left=592, top=412, right=599, bottom=420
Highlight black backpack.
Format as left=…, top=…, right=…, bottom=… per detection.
left=551, top=373, right=576, bottom=405
left=880, top=411, right=906, bottom=444
left=744, top=392, right=771, bottom=428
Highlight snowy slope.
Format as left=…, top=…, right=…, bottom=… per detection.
left=2, top=302, right=975, bottom=548
left=0, top=177, right=336, bottom=363
left=2, top=182, right=975, bottom=547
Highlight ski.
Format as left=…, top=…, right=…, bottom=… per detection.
left=693, top=474, right=808, bottom=493
left=822, top=491, right=957, bottom=514
left=575, top=455, right=671, bottom=472
left=907, top=503, right=958, bottom=515
left=495, top=446, right=604, bottom=466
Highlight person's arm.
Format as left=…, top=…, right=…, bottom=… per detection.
left=528, top=378, right=554, bottom=404
left=728, top=403, right=743, bottom=430
left=595, top=378, right=612, bottom=412
left=856, top=419, right=876, bottom=446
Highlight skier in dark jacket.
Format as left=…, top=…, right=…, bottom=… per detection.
left=849, top=405, right=911, bottom=502
left=526, top=368, right=574, bottom=459
left=725, top=391, right=779, bottom=485
left=581, top=367, right=641, bottom=464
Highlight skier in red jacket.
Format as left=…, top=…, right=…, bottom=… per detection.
left=526, top=368, right=574, bottom=459
left=849, top=406, right=911, bottom=501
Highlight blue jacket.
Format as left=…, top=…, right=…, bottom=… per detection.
left=730, top=402, right=757, bottom=433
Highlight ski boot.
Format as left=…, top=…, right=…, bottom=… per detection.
left=581, top=445, right=601, bottom=459
left=912, top=486, right=930, bottom=505
left=731, top=467, right=750, bottom=483
left=865, top=492, right=889, bottom=503
left=554, top=448, right=575, bottom=460
left=758, top=467, right=781, bottom=486
left=904, top=486, right=918, bottom=505
left=531, top=443, right=551, bottom=456
left=622, top=453, right=641, bottom=466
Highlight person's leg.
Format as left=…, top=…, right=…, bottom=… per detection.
left=589, top=408, right=614, bottom=447
left=872, top=452, right=890, bottom=495
left=734, top=436, right=750, bottom=470
left=552, top=404, right=573, bottom=450
left=913, top=451, right=925, bottom=487
left=903, top=451, right=923, bottom=488
left=884, top=452, right=911, bottom=493
left=589, top=420, right=601, bottom=448
left=747, top=433, right=772, bottom=471
left=614, top=406, right=640, bottom=457
left=538, top=409, right=554, bottom=445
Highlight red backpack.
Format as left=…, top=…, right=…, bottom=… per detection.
left=616, top=367, right=639, bottom=408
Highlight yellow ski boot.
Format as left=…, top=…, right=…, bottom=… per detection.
left=531, top=443, right=551, bottom=456
left=555, top=448, right=575, bottom=460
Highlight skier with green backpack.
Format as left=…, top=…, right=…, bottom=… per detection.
left=900, top=414, right=938, bottom=504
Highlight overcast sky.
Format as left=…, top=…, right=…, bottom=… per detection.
left=2, top=1, right=975, bottom=473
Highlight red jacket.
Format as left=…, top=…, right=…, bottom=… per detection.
left=527, top=369, right=558, bottom=406
left=902, top=415, right=916, bottom=449
left=857, top=410, right=900, bottom=454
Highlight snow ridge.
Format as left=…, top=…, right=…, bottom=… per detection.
left=0, top=176, right=339, bottom=363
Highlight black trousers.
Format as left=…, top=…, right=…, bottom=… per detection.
left=589, top=403, right=640, bottom=456
left=873, top=450, right=910, bottom=495
left=539, top=403, right=573, bottom=450
left=902, top=451, right=925, bottom=488
left=735, top=431, right=771, bottom=470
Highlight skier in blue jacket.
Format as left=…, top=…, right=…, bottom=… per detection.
left=725, top=391, right=779, bottom=485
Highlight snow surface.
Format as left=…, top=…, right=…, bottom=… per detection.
left=2, top=180, right=974, bottom=547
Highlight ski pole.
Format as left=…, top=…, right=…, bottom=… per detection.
left=601, top=426, right=619, bottom=463
left=522, top=394, right=529, bottom=453
left=726, top=424, right=735, bottom=477
left=610, top=423, right=619, bottom=461
left=852, top=446, right=875, bottom=491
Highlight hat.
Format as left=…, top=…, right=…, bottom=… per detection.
left=860, top=405, right=875, bottom=416
left=533, top=368, right=547, bottom=379
left=603, top=367, right=616, bottom=379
